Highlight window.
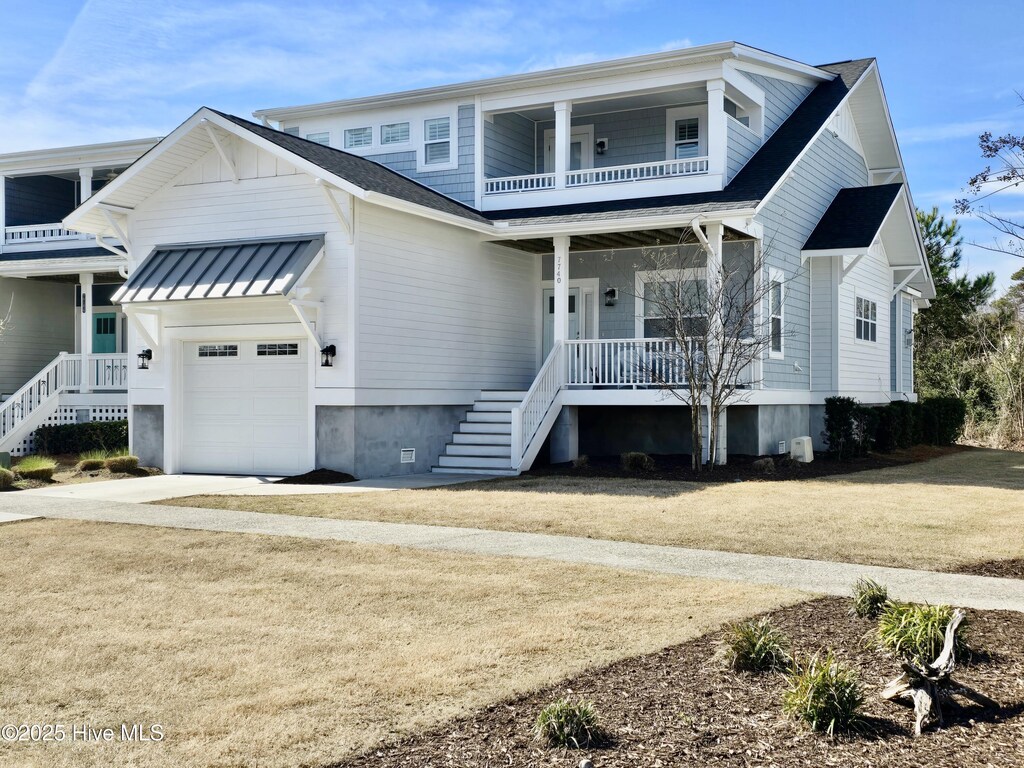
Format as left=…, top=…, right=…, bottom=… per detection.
left=305, top=132, right=330, bottom=146
left=769, top=269, right=784, bottom=358
left=381, top=122, right=410, bottom=145
left=283, top=126, right=300, bottom=136
left=724, top=98, right=751, bottom=128
left=423, top=117, right=451, bottom=165
left=637, top=270, right=707, bottom=339
left=256, top=343, right=299, bottom=357
left=673, top=117, right=700, bottom=159
left=344, top=127, right=372, bottom=149
left=856, top=297, right=877, bottom=342
left=197, top=344, right=238, bottom=358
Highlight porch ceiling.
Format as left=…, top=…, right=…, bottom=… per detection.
left=497, top=225, right=750, bottom=254
left=26, top=272, right=123, bottom=284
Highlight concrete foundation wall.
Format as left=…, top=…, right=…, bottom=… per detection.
left=757, top=404, right=810, bottom=455
left=726, top=405, right=760, bottom=455
left=132, top=405, right=164, bottom=468
left=316, top=404, right=465, bottom=479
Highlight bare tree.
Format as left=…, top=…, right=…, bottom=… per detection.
left=623, top=233, right=792, bottom=471
left=0, top=294, right=11, bottom=340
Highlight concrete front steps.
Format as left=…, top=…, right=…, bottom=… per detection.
left=432, top=391, right=526, bottom=476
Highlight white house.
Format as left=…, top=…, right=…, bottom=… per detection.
left=3, top=42, right=933, bottom=477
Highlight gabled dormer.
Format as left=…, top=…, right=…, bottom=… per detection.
left=253, top=42, right=829, bottom=211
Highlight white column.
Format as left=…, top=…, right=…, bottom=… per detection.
left=715, top=407, right=728, bottom=465
left=79, top=272, right=93, bottom=393
left=553, top=100, right=572, bottom=190
left=0, top=175, right=6, bottom=251
left=705, top=79, right=726, bottom=179
left=79, top=167, right=94, bottom=204
left=553, top=235, right=570, bottom=344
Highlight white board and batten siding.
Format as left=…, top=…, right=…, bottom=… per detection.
left=357, top=204, right=538, bottom=395
left=838, top=242, right=891, bottom=393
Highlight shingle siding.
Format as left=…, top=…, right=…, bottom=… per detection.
left=484, top=112, right=535, bottom=178
left=742, top=72, right=815, bottom=140
left=4, top=175, right=77, bottom=227
left=757, top=130, right=870, bottom=390
left=534, top=106, right=676, bottom=170
left=726, top=118, right=760, bottom=184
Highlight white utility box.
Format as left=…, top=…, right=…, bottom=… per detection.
left=790, top=436, right=814, bottom=463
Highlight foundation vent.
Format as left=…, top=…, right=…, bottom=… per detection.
left=778, top=440, right=787, bottom=455
left=400, top=448, right=416, bottom=464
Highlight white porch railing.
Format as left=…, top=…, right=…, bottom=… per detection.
left=483, top=173, right=557, bottom=195
left=4, top=223, right=91, bottom=245
left=0, top=353, right=129, bottom=449
left=510, top=342, right=565, bottom=469
left=566, top=157, right=709, bottom=187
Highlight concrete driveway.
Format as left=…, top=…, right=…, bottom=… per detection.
left=13, top=472, right=494, bottom=504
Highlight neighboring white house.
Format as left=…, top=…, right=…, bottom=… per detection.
left=5, top=42, right=933, bottom=477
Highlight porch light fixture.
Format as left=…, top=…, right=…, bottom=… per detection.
left=137, top=349, right=153, bottom=370
left=595, top=138, right=608, bottom=155
left=320, top=344, right=337, bottom=367
left=604, top=287, right=618, bottom=306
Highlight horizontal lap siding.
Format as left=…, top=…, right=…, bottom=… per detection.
left=839, top=245, right=891, bottom=392
left=756, top=131, right=869, bottom=390
left=0, top=277, right=75, bottom=396
left=741, top=73, right=815, bottom=140
left=902, top=296, right=913, bottom=392
left=358, top=205, right=537, bottom=391
left=365, top=104, right=475, bottom=205
left=890, top=298, right=898, bottom=391
left=5, top=175, right=76, bottom=226
left=484, top=113, right=535, bottom=178
left=726, top=118, right=760, bottom=183
left=535, top=106, right=671, bottom=169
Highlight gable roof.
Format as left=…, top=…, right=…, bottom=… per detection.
left=803, top=183, right=903, bottom=252
left=487, top=58, right=875, bottom=228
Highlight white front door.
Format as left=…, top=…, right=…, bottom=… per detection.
left=181, top=339, right=308, bottom=476
left=543, top=127, right=595, bottom=172
left=542, top=287, right=580, bottom=359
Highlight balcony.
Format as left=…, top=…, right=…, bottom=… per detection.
left=4, top=223, right=91, bottom=246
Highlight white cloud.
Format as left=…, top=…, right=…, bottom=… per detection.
left=901, top=119, right=1010, bottom=145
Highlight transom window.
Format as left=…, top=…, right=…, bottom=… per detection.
left=423, top=117, right=451, bottom=165
left=256, top=343, right=299, bottom=357
left=197, top=344, right=238, bottom=358
left=344, top=127, right=373, bottom=149
left=856, top=297, right=878, bottom=342
left=305, top=132, right=330, bottom=146
left=673, top=118, right=700, bottom=159
left=381, top=122, right=410, bottom=145
left=769, top=269, right=784, bottom=358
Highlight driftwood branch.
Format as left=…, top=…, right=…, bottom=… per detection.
left=880, top=609, right=997, bottom=735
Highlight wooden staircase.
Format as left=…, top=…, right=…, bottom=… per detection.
left=432, top=391, right=526, bottom=475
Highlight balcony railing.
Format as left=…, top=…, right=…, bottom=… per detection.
left=565, top=338, right=753, bottom=388
left=483, top=157, right=709, bottom=196
left=4, top=223, right=90, bottom=245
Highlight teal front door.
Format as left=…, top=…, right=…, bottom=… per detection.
left=93, top=313, right=117, bottom=353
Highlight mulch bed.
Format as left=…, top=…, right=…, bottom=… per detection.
left=953, top=559, right=1024, bottom=580
left=334, top=597, right=1024, bottom=767
left=528, top=445, right=964, bottom=483
left=274, top=468, right=357, bottom=485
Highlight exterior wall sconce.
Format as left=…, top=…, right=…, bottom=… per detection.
left=604, top=287, right=618, bottom=306
left=904, top=329, right=914, bottom=349
left=137, top=349, right=153, bottom=370
left=320, top=344, right=337, bottom=367
left=595, top=138, right=608, bottom=155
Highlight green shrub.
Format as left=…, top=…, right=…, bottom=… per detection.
left=33, top=420, right=128, bottom=455
left=823, top=397, right=876, bottom=459
left=105, top=455, right=140, bottom=473
left=0, top=467, right=14, bottom=490
left=877, top=602, right=969, bottom=664
left=78, top=449, right=110, bottom=472
left=874, top=401, right=916, bottom=452
left=918, top=397, right=967, bottom=445
left=572, top=454, right=590, bottom=469
left=782, top=651, right=864, bottom=735
left=534, top=698, right=603, bottom=748
left=15, top=455, right=58, bottom=482
left=850, top=578, right=889, bottom=619
left=620, top=451, right=655, bottom=472
left=724, top=616, right=791, bottom=672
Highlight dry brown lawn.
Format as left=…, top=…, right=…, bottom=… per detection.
left=167, top=448, right=1024, bottom=572
left=0, top=519, right=803, bottom=768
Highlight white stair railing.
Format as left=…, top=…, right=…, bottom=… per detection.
left=0, top=354, right=78, bottom=445
left=510, top=342, right=566, bottom=470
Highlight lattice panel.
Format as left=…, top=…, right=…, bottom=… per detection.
left=11, top=405, right=129, bottom=456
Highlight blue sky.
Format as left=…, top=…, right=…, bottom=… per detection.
left=1, top=0, right=1022, bottom=288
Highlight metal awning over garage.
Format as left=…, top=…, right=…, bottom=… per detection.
left=113, top=235, right=324, bottom=303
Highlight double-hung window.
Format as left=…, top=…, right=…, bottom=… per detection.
left=638, top=270, right=707, bottom=339
left=344, top=127, right=372, bottom=149
left=305, top=132, right=330, bottom=146
left=673, top=117, right=700, bottom=159
left=381, top=122, right=410, bottom=145
left=856, top=297, right=878, bottom=342
left=423, top=117, right=451, bottom=165
left=769, top=268, right=784, bottom=358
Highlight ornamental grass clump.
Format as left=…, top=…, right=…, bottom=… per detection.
left=78, top=449, right=110, bottom=471
left=15, top=455, right=58, bottom=482
left=535, top=698, right=603, bottom=749
left=105, top=454, right=140, bottom=473
left=877, top=602, right=969, bottom=665
left=851, top=577, right=890, bottom=619
left=0, top=467, right=15, bottom=490
left=782, top=650, right=864, bottom=736
left=723, top=616, right=791, bottom=673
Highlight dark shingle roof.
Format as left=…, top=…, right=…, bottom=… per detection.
left=211, top=110, right=492, bottom=226
left=488, top=58, right=876, bottom=228
left=0, top=246, right=110, bottom=263
left=803, top=183, right=903, bottom=251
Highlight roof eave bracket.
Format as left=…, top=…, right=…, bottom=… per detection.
left=202, top=119, right=240, bottom=184
left=316, top=179, right=354, bottom=244
left=288, top=299, right=323, bottom=349
left=94, top=234, right=128, bottom=259
left=892, top=266, right=922, bottom=298
left=841, top=252, right=865, bottom=282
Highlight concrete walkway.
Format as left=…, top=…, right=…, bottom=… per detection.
left=4, top=493, right=1023, bottom=613
left=14, top=472, right=494, bottom=503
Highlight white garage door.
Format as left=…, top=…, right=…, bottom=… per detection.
left=182, top=340, right=308, bottom=476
